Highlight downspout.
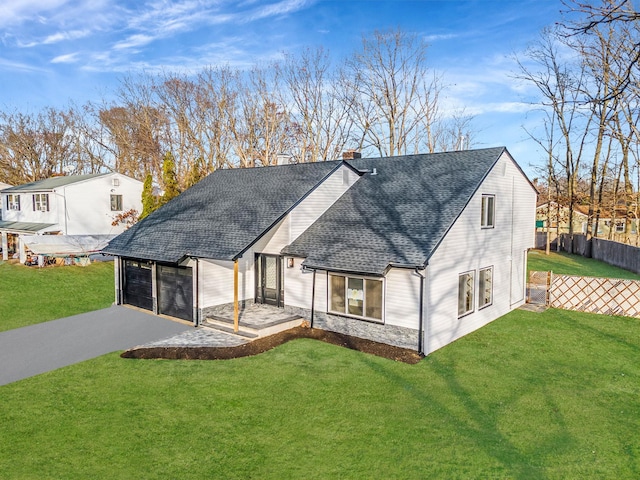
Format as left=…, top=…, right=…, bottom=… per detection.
left=310, top=268, right=317, bottom=329
left=415, top=267, right=426, bottom=356
left=193, top=257, right=199, bottom=327
left=233, top=258, right=239, bottom=332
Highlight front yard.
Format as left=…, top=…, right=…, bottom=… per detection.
left=0, top=307, right=638, bottom=478
left=0, top=253, right=639, bottom=477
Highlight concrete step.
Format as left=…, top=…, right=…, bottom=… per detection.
left=203, top=318, right=259, bottom=339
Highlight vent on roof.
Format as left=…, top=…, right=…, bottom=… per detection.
left=342, top=150, right=361, bottom=159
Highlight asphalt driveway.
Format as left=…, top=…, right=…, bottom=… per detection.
left=0, top=306, right=191, bottom=386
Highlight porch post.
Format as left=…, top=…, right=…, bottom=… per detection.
left=1, top=232, right=7, bottom=261
left=234, top=259, right=239, bottom=332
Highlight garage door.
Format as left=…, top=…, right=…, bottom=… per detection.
left=123, top=259, right=153, bottom=311
left=157, top=264, right=193, bottom=321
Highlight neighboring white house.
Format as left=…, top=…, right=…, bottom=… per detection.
left=1, top=173, right=142, bottom=262
left=104, top=147, right=536, bottom=355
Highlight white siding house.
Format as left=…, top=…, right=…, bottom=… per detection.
left=1, top=173, right=142, bottom=262
left=424, top=152, right=536, bottom=353
left=105, top=148, right=536, bottom=355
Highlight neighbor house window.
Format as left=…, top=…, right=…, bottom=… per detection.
left=33, top=193, right=49, bottom=212
left=111, top=194, right=123, bottom=211
left=329, top=273, right=383, bottom=322
left=478, top=267, right=493, bottom=309
left=481, top=194, right=495, bottom=228
left=458, top=271, right=475, bottom=317
left=615, top=220, right=625, bottom=233
left=6, top=194, right=20, bottom=211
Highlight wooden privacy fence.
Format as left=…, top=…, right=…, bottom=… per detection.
left=559, top=234, right=640, bottom=274
left=528, top=271, right=640, bottom=318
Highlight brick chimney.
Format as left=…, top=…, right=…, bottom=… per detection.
left=342, top=149, right=361, bottom=160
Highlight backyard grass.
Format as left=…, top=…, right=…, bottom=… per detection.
left=0, top=261, right=114, bottom=332
left=528, top=250, right=640, bottom=280
left=0, top=307, right=638, bottom=479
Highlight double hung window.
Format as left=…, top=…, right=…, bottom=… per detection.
left=6, top=194, right=20, bottom=211
left=458, top=271, right=475, bottom=317
left=111, top=194, right=123, bottom=211
left=481, top=195, right=495, bottom=228
left=33, top=193, right=49, bottom=212
left=478, top=267, right=493, bottom=309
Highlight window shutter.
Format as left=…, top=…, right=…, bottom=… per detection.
left=46, top=194, right=50, bottom=211
left=33, top=195, right=36, bottom=211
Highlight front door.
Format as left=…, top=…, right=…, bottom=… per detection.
left=255, top=254, right=283, bottom=306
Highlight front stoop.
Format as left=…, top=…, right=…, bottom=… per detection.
left=203, top=315, right=304, bottom=339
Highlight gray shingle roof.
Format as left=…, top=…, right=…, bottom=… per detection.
left=3, top=174, right=108, bottom=192
left=104, top=161, right=342, bottom=263
left=281, top=147, right=507, bottom=275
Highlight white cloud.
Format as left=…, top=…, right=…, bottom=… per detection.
left=243, top=0, right=313, bottom=22
left=113, top=34, right=155, bottom=50
left=424, top=33, right=458, bottom=42
left=0, top=57, right=48, bottom=73
left=51, top=52, right=79, bottom=64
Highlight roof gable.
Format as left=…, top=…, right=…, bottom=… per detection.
left=282, top=147, right=509, bottom=274
left=105, top=161, right=342, bottom=263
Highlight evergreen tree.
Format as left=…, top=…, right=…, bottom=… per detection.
left=160, top=151, right=180, bottom=206
left=139, top=173, right=157, bottom=220
left=186, top=156, right=206, bottom=189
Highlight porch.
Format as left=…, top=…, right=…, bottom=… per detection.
left=202, top=303, right=304, bottom=339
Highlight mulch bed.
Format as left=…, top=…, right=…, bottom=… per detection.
left=121, top=326, right=424, bottom=364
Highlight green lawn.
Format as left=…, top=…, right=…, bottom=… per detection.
left=0, top=261, right=115, bottom=332
left=528, top=250, right=640, bottom=280
left=1, top=308, right=638, bottom=479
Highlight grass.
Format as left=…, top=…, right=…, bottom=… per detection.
left=528, top=250, right=640, bottom=280
left=0, top=307, right=638, bottom=478
left=0, top=261, right=115, bottom=332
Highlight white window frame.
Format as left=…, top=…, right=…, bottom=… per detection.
left=328, top=273, right=384, bottom=323
left=7, top=194, right=20, bottom=211
left=481, top=194, right=495, bottom=228
left=478, top=266, right=493, bottom=310
left=111, top=194, right=123, bottom=211
left=458, top=271, right=475, bottom=318
left=33, top=193, right=49, bottom=212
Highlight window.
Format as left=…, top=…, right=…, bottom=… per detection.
left=478, top=267, right=493, bottom=309
left=329, top=273, right=383, bottom=322
left=458, top=271, right=475, bottom=317
left=111, top=194, right=123, bottom=211
left=615, top=220, right=625, bottom=233
left=33, top=193, right=49, bottom=212
left=481, top=194, right=495, bottom=228
left=6, top=194, right=20, bottom=211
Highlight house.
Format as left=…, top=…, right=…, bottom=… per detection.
left=104, top=147, right=536, bottom=355
left=1, top=173, right=142, bottom=263
left=536, top=201, right=638, bottom=242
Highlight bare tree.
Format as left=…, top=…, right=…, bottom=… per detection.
left=563, top=0, right=640, bottom=99
left=345, top=28, right=429, bottom=157
left=278, top=47, right=356, bottom=162
left=515, top=28, right=591, bottom=242
left=0, top=107, right=76, bottom=184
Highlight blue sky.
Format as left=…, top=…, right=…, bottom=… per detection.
left=0, top=0, right=565, bottom=178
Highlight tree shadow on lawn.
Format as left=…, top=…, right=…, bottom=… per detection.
left=358, top=352, right=574, bottom=480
